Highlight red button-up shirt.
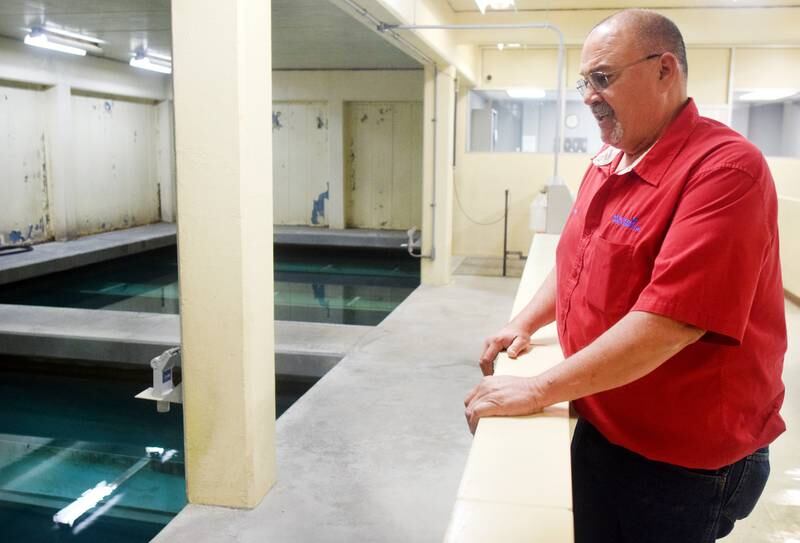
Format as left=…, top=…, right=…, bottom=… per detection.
left=557, top=99, right=786, bottom=469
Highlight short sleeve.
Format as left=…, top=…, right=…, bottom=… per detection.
left=632, top=166, right=770, bottom=346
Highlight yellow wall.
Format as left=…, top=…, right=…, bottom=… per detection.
left=687, top=49, right=731, bottom=104
left=734, top=48, right=800, bottom=89
left=481, top=48, right=560, bottom=89
left=453, top=80, right=586, bottom=257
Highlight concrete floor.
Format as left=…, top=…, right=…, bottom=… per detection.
left=151, top=275, right=520, bottom=543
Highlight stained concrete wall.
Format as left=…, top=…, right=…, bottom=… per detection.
left=0, top=83, right=50, bottom=245
left=344, top=101, right=423, bottom=229
left=71, top=94, right=161, bottom=235
left=272, top=101, right=330, bottom=226
left=272, top=70, right=423, bottom=229
left=0, top=36, right=172, bottom=244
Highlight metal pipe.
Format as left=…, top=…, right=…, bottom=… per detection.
left=430, top=65, right=438, bottom=261
left=502, top=189, right=509, bottom=277
left=340, top=0, right=436, bottom=66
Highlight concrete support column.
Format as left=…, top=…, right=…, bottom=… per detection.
left=328, top=99, right=346, bottom=229
left=45, top=83, right=75, bottom=240
left=156, top=100, right=176, bottom=223
left=421, top=65, right=456, bottom=286
left=171, top=0, right=276, bottom=507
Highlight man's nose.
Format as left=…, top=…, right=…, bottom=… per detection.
left=582, top=84, right=602, bottom=106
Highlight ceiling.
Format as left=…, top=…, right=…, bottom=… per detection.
left=447, top=0, right=800, bottom=10
left=0, top=0, right=421, bottom=69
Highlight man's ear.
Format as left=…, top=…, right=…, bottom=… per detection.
left=659, top=53, right=679, bottom=82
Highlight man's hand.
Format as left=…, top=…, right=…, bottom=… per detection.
left=464, top=375, right=544, bottom=434
left=479, top=323, right=532, bottom=375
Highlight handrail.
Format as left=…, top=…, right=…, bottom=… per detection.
left=443, top=233, right=574, bottom=543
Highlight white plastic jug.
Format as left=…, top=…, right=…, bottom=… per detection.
left=530, top=188, right=548, bottom=233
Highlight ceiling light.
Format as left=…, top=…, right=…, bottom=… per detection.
left=24, top=32, right=86, bottom=56
left=739, top=89, right=799, bottom=102
left=41, top=25, right=105, bottom=45
left=475, top=0, right=516, bottom=14
left=507, top=88, right=546, bottom=99
left=496, top=42, right=522, bottom=51
left=130, top=51, right=172, bottom=74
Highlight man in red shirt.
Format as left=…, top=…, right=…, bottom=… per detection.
left=464, top=9, right=786, bottom=543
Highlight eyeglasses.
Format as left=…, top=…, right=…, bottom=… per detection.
left=576, top=53, right=663, bottom=96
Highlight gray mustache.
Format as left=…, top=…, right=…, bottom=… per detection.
left=591, top=102, right=614, bottom=118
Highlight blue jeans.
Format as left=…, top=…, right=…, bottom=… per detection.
left=571, top=418, right=770, bottom=543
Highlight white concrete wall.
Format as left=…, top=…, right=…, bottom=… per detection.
left=0, top=36, right=172, bottom=242
left=748, top=103, right=784, bottom=157
left=0, top=83, right=50, bottom=245
left=71, top=94, right=160, bottom=234
left=769, top=157, right=800, bottom=299
left=782, top=101, right=800, bottom=158
left=272, top=70, right=424, bottom=229
left=272, top=101, right=329, bottom=226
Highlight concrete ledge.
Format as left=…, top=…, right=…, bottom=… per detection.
left=444, top=234, right=574, bottom=542
left=0, top=305, right=371, bottom=378
left=0, top=223, right=177, bottom=286
left=0, top=224, right=414, bottom=288
left=275, top=225, right=411, bottom=250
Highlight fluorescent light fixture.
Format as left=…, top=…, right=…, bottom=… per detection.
left=24, top=26, right=103, bottom=55
left=24, top=32, right=86, bottom=56
left=739, top=88, right=799, bottom=102
left=146, top=51, right=172, bottom=62
left=42, top=25, right=105, bottom=45
left=475, top=0, right=516, bottom=14
left=130, top=52, right=172, bottom=74
left=507, top=88, right=546, bottom=99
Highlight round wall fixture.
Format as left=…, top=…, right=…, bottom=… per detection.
left=565, top=114, right=579, bottom=129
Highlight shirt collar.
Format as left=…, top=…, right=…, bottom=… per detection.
left=589, top=98, right=699, bottom=187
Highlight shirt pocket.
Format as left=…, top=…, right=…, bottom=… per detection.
left=585, top=236, right=638, bottom=317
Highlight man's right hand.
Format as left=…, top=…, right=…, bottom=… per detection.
left=479, top=323, right=532, bottom=376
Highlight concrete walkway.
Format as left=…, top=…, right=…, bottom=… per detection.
left=0, top=223, right=176, bottom=286
left=152, top=275, right=519, bottom=543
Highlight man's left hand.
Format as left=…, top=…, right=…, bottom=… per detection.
left=464, top=376, right=545, bottom=434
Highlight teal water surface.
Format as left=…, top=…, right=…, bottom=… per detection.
left=0, top=359, right=316, bottom=542
left=0, top=246, right=420, bottom=326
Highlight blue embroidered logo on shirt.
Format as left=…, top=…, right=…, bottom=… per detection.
left=611, top=214, right=641, bottom=232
